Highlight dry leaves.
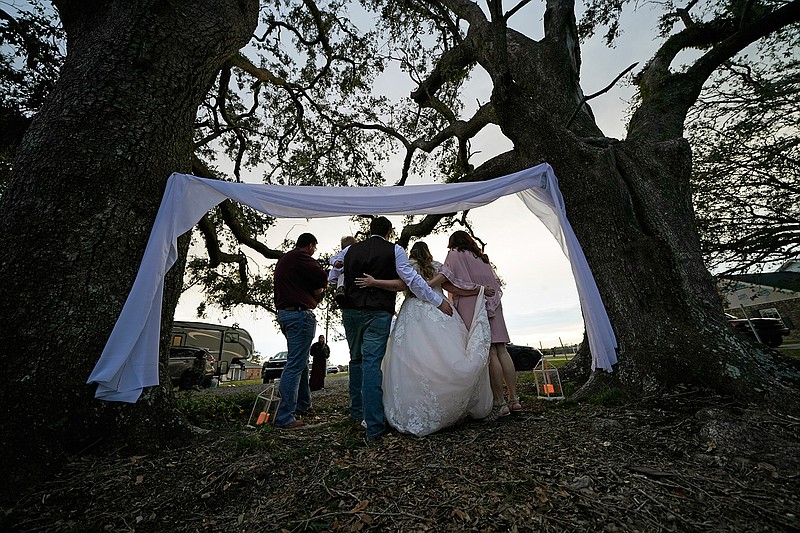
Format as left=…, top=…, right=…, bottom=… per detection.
left=4, top=380, right=799, bottom=532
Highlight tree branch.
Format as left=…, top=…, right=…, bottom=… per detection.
left=630, top=0, right=800, bottom=141
left=218, top=200, right=284, bottom=261
left=397, top=214, right=451, bottom=248
left=437, top=0, right=488, bottom=24
left=688, top=1, right=800, bottom=85
left=504, top=0, right=534, bottom=22
left=0, top=8, right=41, bottom=69
left=228, top=52, right=292, bottom=88
left=411, top=40, right=476, bottom=107
left=565, top=62, right=638, bottom=129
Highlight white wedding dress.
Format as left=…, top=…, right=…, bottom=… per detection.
left=382, top=261, right=493, bottom=436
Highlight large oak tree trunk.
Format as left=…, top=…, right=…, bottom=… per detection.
left=477, top=0, right=800, bottom=405
left=0, top=1, right=258, bottom=493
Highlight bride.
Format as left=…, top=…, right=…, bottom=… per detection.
left=355, top=241, right=494, bottom=436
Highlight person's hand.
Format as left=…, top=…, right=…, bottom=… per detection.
left=355, top=274, right=376, bottom=287
left=484, top=286, right=496, bottom=297
left=437, top=299, right=453, bottom=316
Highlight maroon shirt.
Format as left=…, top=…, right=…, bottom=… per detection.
left=273, top=248, right=328, bottom=310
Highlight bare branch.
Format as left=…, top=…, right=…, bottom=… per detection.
left=674, top=0, right=700, bottom=28
left=631, top=0, right=800, bottom=140
left=218, top=200, right=284, bottom=261
left=457, top=149, right=528, bottom=183
left=397, top=214, right=452, bottom=248
left=565, top=62, right=638, bottom=129
left=438, top=0, right=489, bottom=24
left=411, top=40, right=476, bottom=107
left=504, top=0, right=534, bottom=22
left=228, top=52, right=292, bottom=88
left=197, top=214, right=245, bottom=269
left=216, top=64, right=246, bottom=181
left=688, top=1, right=800, bottom=85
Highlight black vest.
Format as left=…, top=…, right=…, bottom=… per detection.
left=342, top=237, right=398, bottom=313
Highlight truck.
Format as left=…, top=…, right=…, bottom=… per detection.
left=170, top=320, right=255, bottom=377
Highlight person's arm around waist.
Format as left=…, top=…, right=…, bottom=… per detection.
left=354, top=274, right=407, bottom=292
left=394, top=245, right=452, bottom=315
left=429, top=273, right=495, bottom=297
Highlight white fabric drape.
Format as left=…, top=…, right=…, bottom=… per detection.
left=87, top=163, right=617, bottom=402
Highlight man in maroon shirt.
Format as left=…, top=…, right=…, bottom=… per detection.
left=273, top=233, right=328, bottom=428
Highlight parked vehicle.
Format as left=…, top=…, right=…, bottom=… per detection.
left=261, top=351, right=288, bottom=383
left=327, top=364, right=339, bottom=374
left=169, top=346, right=215, bottom=390
left=506, top=343, right=543, bottom=371
left=726, top=313, right=790, bottom=348
left=171, top=321, right=254, bottom=376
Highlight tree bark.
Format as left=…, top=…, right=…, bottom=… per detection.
left=460, top=0, right=800, bottom=406
left=0, top=0, right=258, bottom=494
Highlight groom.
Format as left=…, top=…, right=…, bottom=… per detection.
left=339, top=216, right=453, bottom=439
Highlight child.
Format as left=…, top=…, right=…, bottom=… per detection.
left=330, top=235, right=357, bottom=305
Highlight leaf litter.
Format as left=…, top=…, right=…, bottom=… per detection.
left=3, top=379, right=798, bottom=532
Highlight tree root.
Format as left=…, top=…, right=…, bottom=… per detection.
left=570, top=369, right=623, bottom=402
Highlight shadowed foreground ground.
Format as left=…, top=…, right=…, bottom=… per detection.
left=3, top=375, right=799, bottom=532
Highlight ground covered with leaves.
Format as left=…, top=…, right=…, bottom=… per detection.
left=4, top=375, right=799, bottom=532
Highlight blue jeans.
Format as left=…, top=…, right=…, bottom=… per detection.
left=341, top=308, right=393, bottom=437
left=275, top=309, right=316, bottom=427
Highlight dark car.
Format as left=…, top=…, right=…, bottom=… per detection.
left=261, top=351, right=288, bottom=383
left=506, top=344, right=543, bottom=371
left=169, top=346, right=215, bottom=390
left=726, top=313, right=790, bottom=348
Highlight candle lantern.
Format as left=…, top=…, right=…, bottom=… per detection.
left=247, top=384, right=281, bottom=428
left=533, top=358, right=564, bottom=400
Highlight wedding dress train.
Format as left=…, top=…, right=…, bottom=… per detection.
left=382, top=280, right=492, bottom=436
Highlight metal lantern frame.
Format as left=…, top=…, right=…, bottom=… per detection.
left=246, top=383, right=281, bottom=428
left=533, top=358, right=565, bottom=401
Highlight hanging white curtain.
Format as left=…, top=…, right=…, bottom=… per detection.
left=88, top=163, right=617, bottom=402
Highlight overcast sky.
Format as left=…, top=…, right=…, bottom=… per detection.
left=175, top=2, right=666, bottom=366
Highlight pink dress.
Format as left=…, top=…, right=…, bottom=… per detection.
left=441, top=250, right=510, bottom=343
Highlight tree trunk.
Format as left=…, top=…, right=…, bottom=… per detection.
left=496, top=85, right=800, bottom=406
left=477, top=4, right=800, bottom=407
left=0, top=0, right=258, bottom=494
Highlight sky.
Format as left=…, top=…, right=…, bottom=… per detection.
left=175, top=2, right=666, bottom=366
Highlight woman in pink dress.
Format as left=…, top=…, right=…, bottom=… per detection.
left=440, top=230, right=521, bottom=421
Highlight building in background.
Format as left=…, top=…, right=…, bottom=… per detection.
left=718, top=261, right=800, bottom=343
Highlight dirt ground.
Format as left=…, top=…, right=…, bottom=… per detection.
left=3, top=376, right=799, bottom=532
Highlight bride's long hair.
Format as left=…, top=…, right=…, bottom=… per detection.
left=409, top=241, right=436, bottom=280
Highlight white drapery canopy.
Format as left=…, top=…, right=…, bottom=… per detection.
left=88, top=163, right=617, bottom=402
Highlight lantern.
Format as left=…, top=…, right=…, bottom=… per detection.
left=247, top=384, right=281, bottom=428
left=533, top=358, right=564, bottom=400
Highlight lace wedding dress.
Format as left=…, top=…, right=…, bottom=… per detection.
left=382, top=262, right=493, bottom=436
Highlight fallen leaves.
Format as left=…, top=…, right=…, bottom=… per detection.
left=6, top=381, right=800, bottom=532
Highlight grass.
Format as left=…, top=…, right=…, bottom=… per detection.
left=221, top=372, right=349, bottom=388
left=586, top=386, right=630, bottom=406
left=778, top=348, right=800, bottom=360
left=220, top=378, right=263, bottom=387
left=543, top=357, right=571, bottom=368
left=175, top=389, right=259, bottom=430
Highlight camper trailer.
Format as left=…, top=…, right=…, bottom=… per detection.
left=170, top=321, right=254, bottom=377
